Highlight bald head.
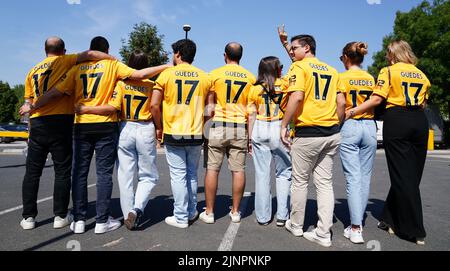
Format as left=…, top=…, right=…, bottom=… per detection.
left=225, top=42, right=243, bottom=63
left=45, top=37, right=66, bottom=56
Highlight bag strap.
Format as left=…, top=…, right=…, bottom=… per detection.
left=387, top=66, right=391, bottom=87
left=260, top=84, right=285, bottom=114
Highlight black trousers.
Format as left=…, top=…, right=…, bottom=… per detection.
left=22, top=115, right=74, bottom=219
left=382, top=106, right=428, bottom=239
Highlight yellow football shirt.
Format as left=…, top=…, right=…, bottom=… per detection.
left=287, top=57, right=340, bottom=128
left=210, top=64, right=256, bottom=124
left=25, top=54, right=78, bottom=118
left=109, top=79, right=154, bottom=121
left=153, top=63, right=211, bottom=141
left=373, top=63, right=431, bottom=108
left=338, top=69, right=375, bottom=119
left=248, top=78, right=290, bottom=122
left=56, top=60, right=135, bottom=124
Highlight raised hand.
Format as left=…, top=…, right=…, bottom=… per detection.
left=278, top=24, right=288, bottom=45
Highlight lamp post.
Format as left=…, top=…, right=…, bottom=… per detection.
left=183, top=24, right=191, bottom=39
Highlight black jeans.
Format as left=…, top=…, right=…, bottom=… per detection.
left=72, top=123, right=118, bottom=223
left=382, top=106, right=428, bottom=239
left=22, top=115, right=74, bottom=219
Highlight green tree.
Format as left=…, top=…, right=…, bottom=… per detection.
left=368, top=0, right=450, bottom=119
left=12, top=84, right=25, bottom=122
left=120, top=22, right=169, bottom=67
left=0, top=81, right=19, bottom=123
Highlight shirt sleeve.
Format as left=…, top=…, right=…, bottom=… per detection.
left=108, top=82, right=124, bottom=110
left=373, top=67, right=390, bottom=99
left=336, top=75, right=346, bottom=94
left=286, top=64, right=306, bottom=93
left=63, top=54, right=78, bottom=67
left=153, top=70, right=167, bottom=92
left=204, top=73, right=213, bottom=96
left=55, top=67, right=77, bottom=95
left=248, top=72, right=257, bottom=85
left=24, top=71, right=33, bottom=99
left=246, top=87, right=258, bottom=115
left=115, top=61, right=136, bottom=80
left=425, top=76, right=431, bottom=100
left=209, top=71, right=218, bottom=93
left=247, top=87, right=257, bottom=107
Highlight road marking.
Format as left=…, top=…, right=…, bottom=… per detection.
left=218, top=191, right=251, bottom=251
left=0, top=183, right=96, bottom=216
left=102, top=237, right=124, bottom=248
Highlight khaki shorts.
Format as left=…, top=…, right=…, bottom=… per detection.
left=206, top=125, right=248, bottom=172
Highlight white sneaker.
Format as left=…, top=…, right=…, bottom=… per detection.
left=199, top=211, right=214, bottom=224
left=20, top=217, right=35, bottom=230
left=344, top=226, right=365, bottom=244
left=350, top=228, right=364, bottom=244
left=303, top=228, right=332, bottom=248
left=53, top=214, right=73, bottom=229
left=229, top=211, right=241, bottom=223
left=343, top=225, right=352, bottom=239
left=70, top=220, right=86, bottom=234
left=416, top=238, right=425, bottom=246
left=285, top=219, right=303, bottom=237
left=95, top=217, right=121, bottom=234
left=165, top=216, right=188, bottom=229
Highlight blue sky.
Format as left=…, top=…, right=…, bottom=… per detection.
left=0, top=0, right=424, bottom=86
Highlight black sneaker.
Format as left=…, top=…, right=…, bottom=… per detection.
left=276, top=219, right=286, bottom=227
left=257, top=220, right=270, bottom=226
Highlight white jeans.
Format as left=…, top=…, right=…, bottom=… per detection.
left=251, top=120, right=291, bottom=223
left=117, top=121, right=159, bottom=217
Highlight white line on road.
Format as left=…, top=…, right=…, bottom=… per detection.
left=0, top=183, right=96, bottom=216
left=102, top=237, right=124, bottom=248
left=218, top=191, right=251, bottom=251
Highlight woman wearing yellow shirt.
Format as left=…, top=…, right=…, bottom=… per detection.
left=338, top=42, right=377, bottom=244
left=248, top=56, right=292, bottom=226
left=346, top=40, right=431, bottom=245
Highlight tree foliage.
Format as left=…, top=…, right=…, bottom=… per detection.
left=120, top=22, right=169, bottom=67
left=0, top=81, right=19, bottom=123
left=12, top=84, right=25, bottom=122
left=369, top=0, right=450, bottom=119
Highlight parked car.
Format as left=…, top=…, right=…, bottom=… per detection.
left=0, top=127, right=15, bottom=143
left=0, top=123, right=29, bottom=143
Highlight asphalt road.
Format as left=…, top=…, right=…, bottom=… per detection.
left=0, top=149, right=449, bottom=251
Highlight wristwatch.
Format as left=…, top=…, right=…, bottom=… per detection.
left=349, top=109, right=355, bottom=117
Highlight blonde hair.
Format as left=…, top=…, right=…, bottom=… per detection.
left=342, top=41, right=368, bottom=65
left=387, top=40, right=418, bottom=65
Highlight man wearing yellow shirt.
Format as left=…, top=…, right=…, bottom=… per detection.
left=30, top=36, right=169, bottom=234
left=151, top=39, right=212, bottom=228
left=199, top=43, right=256, bottom=224
left=18, top=36, right=113, bottom=231
left=280, top=33, right=346, bottom=247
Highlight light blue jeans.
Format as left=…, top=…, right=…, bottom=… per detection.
left=339, top=119, right=377, bottom=226
left=117, top=121, right=159, bottom=217
left=164, top=144, right=202, bottom=224
left=251, top=120, right=292, bottom=223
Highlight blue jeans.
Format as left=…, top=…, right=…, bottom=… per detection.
left=117, top=121, right=159, bottom=217
left=164, top=144, right=202, bottom=224
left=251, top=120, right=291, bottom=223
left=72, top=129, right=118, bottom=223
left=339, top=119, right=377, bottom=226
